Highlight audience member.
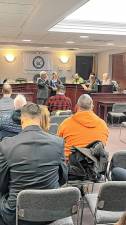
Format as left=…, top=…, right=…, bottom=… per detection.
left=114, top=212, right=126, bottom=225
left=57, top=94, right=109, bottom=158
left=0, top=84, right=14, bottom=111
left=46, top=84, right=72, bottom=114
left=0, top=103, right=67, bottom=225
left=40, top=105, right=50, bottom=132
left=0, top=94, right=27, bottom=140
left=72, top=73, right=85, bottom=84
left=49, top=72, right=62, bottom=96
left=37, top=71, right=49, bottom=105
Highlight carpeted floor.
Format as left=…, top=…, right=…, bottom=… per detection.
left=73, top=126, right=126, bottom=225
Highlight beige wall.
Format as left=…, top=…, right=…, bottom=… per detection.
left=97, top=51, right=111, bottom=79
left=0, top=49, right=76, bottom=82
left=1, top=49, right=116, bottom=83
left=0, top=50, right=24, bottom=81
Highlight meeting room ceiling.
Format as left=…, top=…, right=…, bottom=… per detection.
left=0, top=0, right=126, bottom=54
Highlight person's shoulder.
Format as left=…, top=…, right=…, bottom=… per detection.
left=95, top=114, right=108, bottom=127
left=65, top=96, right=71, bottom=101
left=48, top=95, right=56, bottom=101
left=0, top=134, right=18, bottom=152
left=59, top=115, right=73, bottom=128
left=45, top=132, right=64, bottom=145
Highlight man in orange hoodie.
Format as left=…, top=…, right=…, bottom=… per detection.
left=57, top=94, right=109, bottom=159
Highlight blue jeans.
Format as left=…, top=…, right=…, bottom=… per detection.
left=111, top=167, right=126, bottom=181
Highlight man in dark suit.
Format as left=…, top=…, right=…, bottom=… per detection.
left=0, top=103, right=67, bottom=225
left=37, top=71, right=49, bottom=105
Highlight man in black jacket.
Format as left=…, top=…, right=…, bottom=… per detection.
left=0, top=103, right=67, bottom=225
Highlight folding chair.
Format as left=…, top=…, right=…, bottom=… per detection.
left=16, top=187, right=81, bottom=225
left=85, top=181, right=126, bottom=224
left=50, top=115, right=69, bottom=125
left=107, top=103, right=126, bottom=125
left=107, top=151, right=126, bottom=180
left=49, top=123, right=58, bottom=134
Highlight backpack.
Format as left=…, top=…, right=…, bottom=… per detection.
left=68, top=141, right=108, bottom=182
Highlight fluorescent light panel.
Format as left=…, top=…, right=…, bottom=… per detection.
left=49, top=0, right=126, bottom=35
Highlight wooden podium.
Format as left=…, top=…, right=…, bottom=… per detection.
left=65, top=84, right=86, bottom=111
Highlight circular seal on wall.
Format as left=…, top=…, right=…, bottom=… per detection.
left=33, top=56, right=45, bottom=69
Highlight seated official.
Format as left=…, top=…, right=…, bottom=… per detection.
left=0, top=83, right=14, bottom=111
left=82, top=74, right=98, bottom=92
left=0, top=103, right=67, bottom=225
left=0, top=94, right=27, bottom=140
left=57, top=94, right=109, bottom=159
left=102, top=73, right=119, bottom=91
left=87, top=72, right=101, bottom=85
left=72, top=73, right=85, bottom=84
left=46, top=84, right=72, bottom=114
left=102, top=73, right=111, bottom=85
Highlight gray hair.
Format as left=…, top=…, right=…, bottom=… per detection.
left=14, top=94, right=27, bottom=110
left=40, top=71, right=47, bottom=78
left=77, top=94, right=93, bottom=110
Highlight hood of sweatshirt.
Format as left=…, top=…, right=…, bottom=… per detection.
left=12, top=109, right=21, bottom=125
left=72, top=111, right=101, bottom=128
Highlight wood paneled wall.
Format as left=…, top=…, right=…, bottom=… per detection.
left=112, top=53, right=126, bottom=90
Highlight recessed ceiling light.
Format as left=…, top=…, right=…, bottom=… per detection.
left=66, top=41, right=75, bottom=44
left=107, top=42, right=114, bottom=46
left=22, top=39, right=31, bottom=42
left=80, top=35, right=89, bottom=38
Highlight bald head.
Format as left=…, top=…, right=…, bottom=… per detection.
left=2, top=84, right=12, bottom=96
left=77, top=94, right=93, bottom=111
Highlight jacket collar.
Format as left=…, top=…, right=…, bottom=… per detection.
left=22, top=125, right=42, bottom=133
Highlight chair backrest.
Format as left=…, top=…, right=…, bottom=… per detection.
left=109, top=151, right=126, bottom=172
left=50, top=115, right=70, bottom=125
left=49, top=123, right=58, bottom=134
left=16, top=187, right=80, bottom=224
left=55, top=110, right=72, bottom=116
left=96, top=181, right=126, bottom=211
left=112, top=103, right=126, bottom=113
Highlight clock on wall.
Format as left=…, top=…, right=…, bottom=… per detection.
left=33, top=56, right=45, bottom=69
